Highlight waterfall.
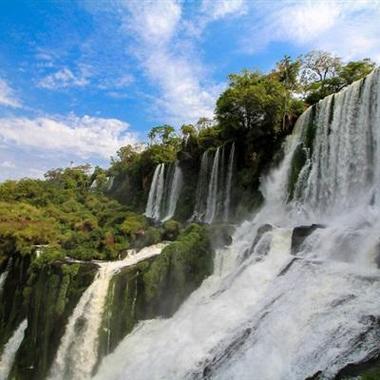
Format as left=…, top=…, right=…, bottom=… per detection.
left=0, top=319, right=27, bottom=380
left=95, top=70, right=380, bottom=380
left=194, top=143, right=235, bottom=223
left=204, top=146, right=221, bottom=223
left=106, top=177, right=114, bottom=191
left=0, top=272, right=8, bottom=294
left=292, top=69, right=380, bottom=215
left=0, top=259, right=12, bottom=295
left=192, top=150, right=210, bottom=222
left=49, top=243, right=167, bottom=380
left=145, top=162, right=183, bottom=222
left=224, top=142, right=235, bottom=221
left=162, top=162, right=183, bottom=222
left=145, top=164, right=165, bottom=221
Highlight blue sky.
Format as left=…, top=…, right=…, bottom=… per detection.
left=1, top=0, right=380, bottom=180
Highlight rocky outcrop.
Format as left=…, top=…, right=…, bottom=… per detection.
left=291, top=224, right=324, bottom=255
left=0, top=253, right=98, bottom=380
left=97, top=224, right=214, bottom=363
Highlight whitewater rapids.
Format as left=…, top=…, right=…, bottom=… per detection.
left=94, top=70, right=380, bottom=380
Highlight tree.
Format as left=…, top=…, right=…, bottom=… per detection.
left=272, top=55, right=303, bottom=131
left=216, top=70, right=286, bottom=138
left=301, top=51, right=376, bottom=104
left=148, top=124, right=176, bottom=145
left=273, top=55, right=301, bottom=92
left=300, top=50, right=342, bottom=86
left=195, top=117, right=214, bottom=131
left=114, top=144, right=139, bottom=164
left=338, top=58, right=376, bottom=86
left=44, top=165, right=91, bottom=192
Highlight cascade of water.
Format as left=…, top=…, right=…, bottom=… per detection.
left=293, top=69, right=380, bottom=216
left=145, top=164, right=165, bottom=221
left=205, top=147, right=221, bottom=223
left=223, top=142, right=235, bottom=221
left=192, top=151, right=210, bottom=221
left=49, top=243, right=168, bottom=380
left=0, top=272, right=7, bottom=294
left=106, top=177, right=114, bottom=192
left=94, top=226, right=294, bottom=380
left=95, top=70, right=380, bottom=380
left=162, top=161, right=183, bottom=222
left=0, top=319, right=27, bottom=380
left=193, top=144, right=236, bottom=223
left=160, top=163, right=173, bottom=218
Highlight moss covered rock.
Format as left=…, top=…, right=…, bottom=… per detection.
left=97, top=224, right=213, bottom=363
left=0, top=253, right=98, bottom=380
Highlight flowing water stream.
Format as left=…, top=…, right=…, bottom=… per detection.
left=48, top=243, right=168, bottom=380
left=145, top=162, right=183, bottom=222
left=193, top=143, right=235, bottom=223
left=0, top=320, right=27, bottom=380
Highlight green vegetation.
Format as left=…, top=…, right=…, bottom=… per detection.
left=0, top=166, right=161, bottom=262
left=97, top=223, right=213, bottom=361
left=300, top=50, right=376, bottom=104
left=142, top=223, right=212, bottom=313
left=8, top=260, right=97, bottom=380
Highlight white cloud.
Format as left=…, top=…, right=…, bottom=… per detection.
left=119, top=0, right=220, bottom=124
left=141, top=47, right=218, bottom=123
left=243, top=0, right=380, bottom=61
left=0, top=160, right=15, bottom=168
left=38, top=66, right=91, bottom=89
left=0, top=79, right=22, bottom=108
left=201, top=0, right=247, bottom=20
left=97, top=74, right=134, bottom=90
left=123, top=0, right=181, bottom=46
left=0, top=114, right=137, bottom=159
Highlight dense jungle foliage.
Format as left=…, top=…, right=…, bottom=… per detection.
left=0, top=50, right=376, bottom=264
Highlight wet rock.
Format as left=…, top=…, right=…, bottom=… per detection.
left=374, top=242, right=380, bottom=268
left=208, top=223, right=235, bottom=248
left=241, top=224, right=272, bottom=261
left=334, top=355, right=380, bottom=379
left=305, top=371, right=322, bottom=380
left=278, top=257, right=298, bottom=276
left=291, top=224, right=324, bottom=255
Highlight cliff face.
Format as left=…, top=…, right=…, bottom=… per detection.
left=107, top=137, right=281, bottom=224
left=0, top=254, right=31, bottom=352
left=0, top=224, right=214, bottom=380
left=97, top=224, right=214, bottom=367
left=0, top=254, right=98, bottom=380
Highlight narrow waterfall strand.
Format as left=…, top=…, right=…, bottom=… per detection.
left=0, top=320, right=27, bottom=380
left=205, top=147, right=221, bottom=223
left=224, top=142, right=235, bottom=221
left=49, top=243, right=168, bottom=380
left=162, top=162, right=183, bottom=221
left=0, top=272, right=8, bottom=294
left=192, top=151, right=210, bottom=221
left=145, top=163, right=165, bottom=220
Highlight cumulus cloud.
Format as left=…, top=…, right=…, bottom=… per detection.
left=38, top=66, right=92, bottom=89
left=243, top=0, right=380, bottom=61
left=0, top=79, right=22, bottom=108
left=0, top=114, right=137, bottom=159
